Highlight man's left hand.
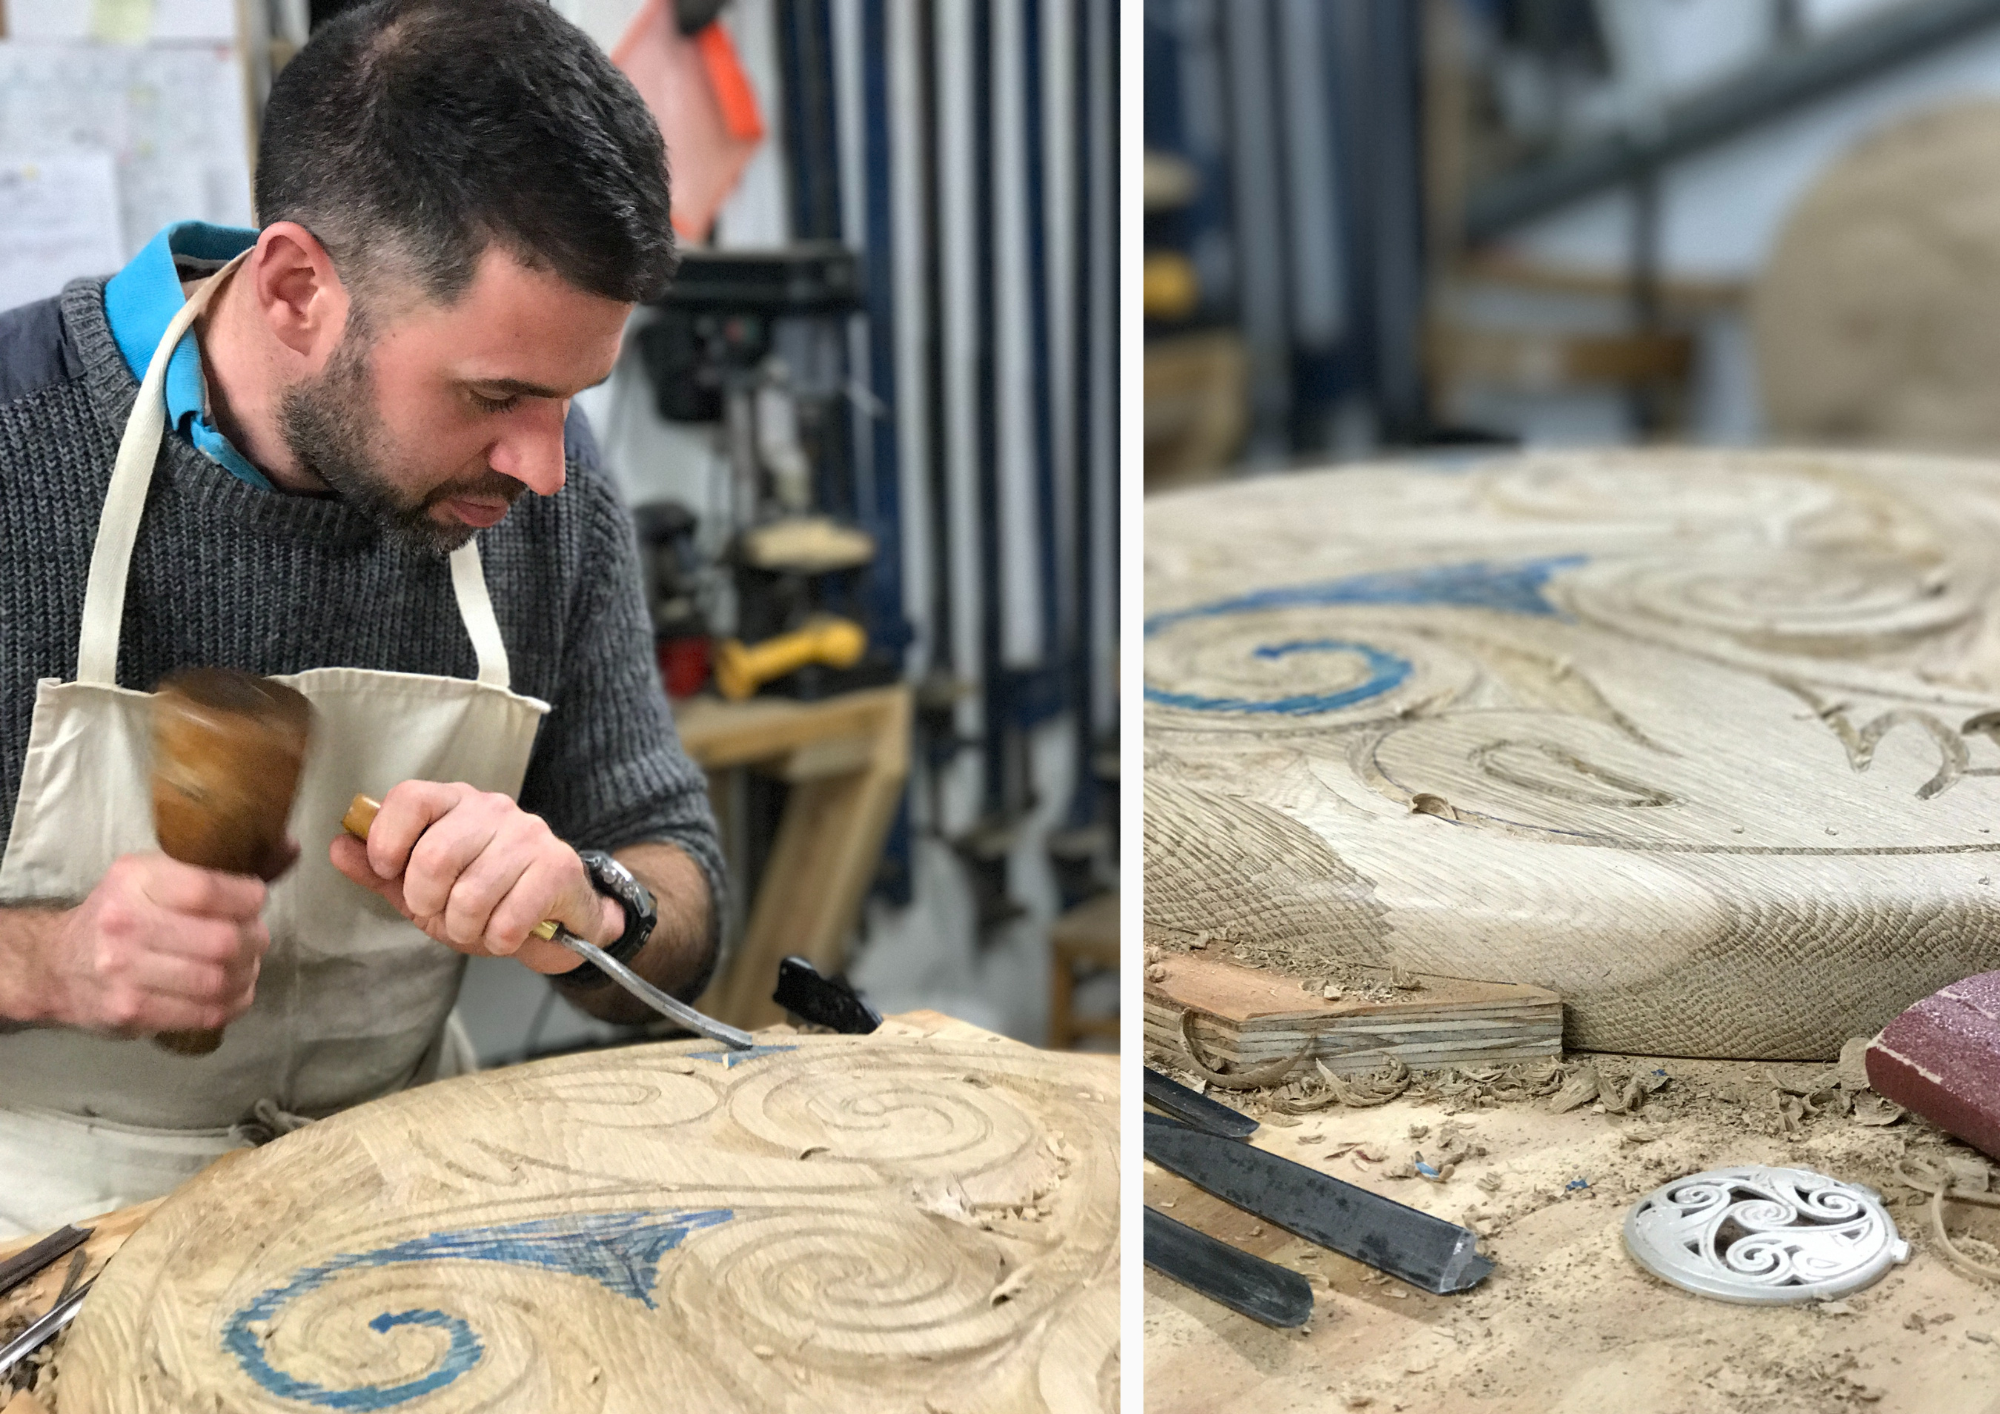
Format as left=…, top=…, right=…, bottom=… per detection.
left=328, top=781, right=620, bottom=974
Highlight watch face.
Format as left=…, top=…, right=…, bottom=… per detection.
left=584, top=850, right=655, bottom=933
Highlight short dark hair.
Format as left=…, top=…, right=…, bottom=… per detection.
left=256, top=0, right=676, bottom=307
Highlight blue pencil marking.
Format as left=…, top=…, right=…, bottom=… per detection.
left=688, top=1044, right=797, bottom=1068
left=1143, top=555, right=1587, bottom=639
left=1144, top=556, right=1587, bottom=716
left=224, top=1208, right=731, bottom=1409
left=1146, top=639, right=1413, bottom=716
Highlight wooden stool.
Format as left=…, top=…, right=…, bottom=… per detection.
left=674, top=685, right=910, bottom=1031
left=1049, top=891, right=1120, bottom=1049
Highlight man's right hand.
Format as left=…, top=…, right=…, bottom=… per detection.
left=19, top=854, right=270, bottom=1035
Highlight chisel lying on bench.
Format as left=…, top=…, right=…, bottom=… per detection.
left=1144, top=1112, right=1494, bottom=1295
left=1143, top=1207, right=1312, bottom=1327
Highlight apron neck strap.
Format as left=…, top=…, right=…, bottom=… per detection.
left=77, top=250, right=247, bottom=685
left=449, top=542, right=511, bottom=688
left=77, top=250, right=514, bottom=693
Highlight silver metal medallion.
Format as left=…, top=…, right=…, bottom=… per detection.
left=1624, top=1165, right=1908, bottom=1304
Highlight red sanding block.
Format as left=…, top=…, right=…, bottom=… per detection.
left=1866, top=971, right=2000, bottom=1159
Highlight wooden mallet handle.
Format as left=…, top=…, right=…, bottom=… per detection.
left=150, top=669, right=312, bottom=1056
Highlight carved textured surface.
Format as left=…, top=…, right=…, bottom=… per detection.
left=57, top=1028, right=1117, bottom=1413
left=1146, top=449, right=2000, bottom=1057
left=1143, top=778, right=1391, bottom=974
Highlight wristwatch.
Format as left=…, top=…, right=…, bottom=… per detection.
left=560, top=849, right=658, bottom=988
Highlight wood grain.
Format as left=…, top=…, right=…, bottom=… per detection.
left=1146, top=448, right=2000, bottom=1058
left=55, top=1025, right=1115, bottom=1413
left=1145, top=954, right=1561, bottom=1073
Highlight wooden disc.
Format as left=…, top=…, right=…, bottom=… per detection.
left=1146, top=448, right=2000, bottom=1059
left=57, top=1027, right=1117, bottom=1413
left=1754, top=101, right=2000, bottom=451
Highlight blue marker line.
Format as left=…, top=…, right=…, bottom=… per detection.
left=1144, top=556, right=1587, bottom=717
left=1145, top=639, right=1413, bottom=716
left=224, top=1208, right=731, bottom=1409
left=688, top=1044, right=797, bottom=1068
left=1143, top=555, right=1587, bottom=639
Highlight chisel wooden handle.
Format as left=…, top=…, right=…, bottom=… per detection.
left=341, top=795, right=557, bottom=941
left=342, top=794, right=756, bottom=1049
left=151, top=669, right=313, bottom=1056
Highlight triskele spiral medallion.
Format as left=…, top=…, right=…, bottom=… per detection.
left=55, top=1029, right=1119, bottom=1413
left=1624, top=1165, right=1907, bottom=1304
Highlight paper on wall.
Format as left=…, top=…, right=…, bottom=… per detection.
left=0, top=42, right=253, bottom=258
left=9, top=0, right=235, bottom=43
left=0, top=153, right=125, bottom=313
left=89, top=0, right=154, bottom=45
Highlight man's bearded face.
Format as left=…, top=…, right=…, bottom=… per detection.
left=278, top=323, right=524, bottom=557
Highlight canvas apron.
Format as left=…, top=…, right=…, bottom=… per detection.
left=0, top=256, right=549, bottom=1237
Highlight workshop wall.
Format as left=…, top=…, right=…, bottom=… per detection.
left=458, top=0, right=1120, bottom=1060
left=1143, top=0, right=2000, bottom=471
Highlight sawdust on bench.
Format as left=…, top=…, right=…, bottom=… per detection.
left=1146, top=1041, right=2000, bottom=1414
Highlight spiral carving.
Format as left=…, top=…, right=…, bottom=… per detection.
left=1145, top=611, right=1479, bottom=733
left=1560, top=551, right=1975, bottom=664
left=219, top=1209, right=731, bottom=1409
left=1480, top=456, right=1836, bottom=530
left=725, top=1048, right=1049, bottom=1179
left=57, top=1032, right=1117, bottom=1413
left=660, top=1209, right=1030, bottom=1369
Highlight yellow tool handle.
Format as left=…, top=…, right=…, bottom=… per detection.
left=341, top=794, right=558, bottom=941
left=712, top=616, right=867, bottom=701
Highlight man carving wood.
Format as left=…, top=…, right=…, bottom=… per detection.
left=0, top=0, right=722, bottom=1236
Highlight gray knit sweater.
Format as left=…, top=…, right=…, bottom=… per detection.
left=0, top=280, right=722, bottom=949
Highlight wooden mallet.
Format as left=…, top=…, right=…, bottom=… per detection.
left=149, top=668, right=313, bottom=1056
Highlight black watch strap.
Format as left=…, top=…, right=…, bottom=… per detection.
left=557, top=849, right=658, bottom=989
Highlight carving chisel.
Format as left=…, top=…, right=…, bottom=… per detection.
left=1144, top=1207, right=1312, bottom=1327
left=1144, top=1066, right=1259, bottom=1139
left=0, top=1278, right=93, bottom=1383
left=1144, top=1112, right=1494, bottom=1294
left=0, top=1224, right=88, bottom=1302
left=341, top=795, right=754, bottom=1050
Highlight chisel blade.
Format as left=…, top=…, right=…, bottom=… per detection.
left=1144, top=1113, right=1494, bottom=1294
left=1144, top=1207, right=1312, bottom=1327
left=1144, top=1067, right=1259, bottom=1140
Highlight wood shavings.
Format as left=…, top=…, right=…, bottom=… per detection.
left=989, top=1266, right=1034, bottom=1306
left=1549, top=1062, right=1602, bottom=1114
left=1178, top=1011, right=1311, bottom=1090
left=1896, top=1155, right=2000, bottom=1283
left=1852, top=1094, right=1906, bottom=1127
left=1273, top=1056, right=1413, bottom=1112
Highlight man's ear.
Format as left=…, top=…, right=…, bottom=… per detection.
left=248, top=221, right=352, bottom=365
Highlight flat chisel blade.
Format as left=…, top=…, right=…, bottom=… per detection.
left=1144, top=1113, right=1494, bottom=1294
left=1144, top=1067, right=1259, bottom=1139
left=1144, top=1207, right=1312, bottom=1327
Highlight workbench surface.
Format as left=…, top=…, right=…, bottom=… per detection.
left=1146, top=1053, right=2000, bottom=1414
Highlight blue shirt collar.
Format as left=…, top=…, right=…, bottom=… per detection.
left=103, top=221, right=270, bottom=491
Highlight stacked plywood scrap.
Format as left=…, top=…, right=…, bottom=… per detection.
left=1143, top=953, right=1561, bottom=1074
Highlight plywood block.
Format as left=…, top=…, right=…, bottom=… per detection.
left=1143, top=953, right=1561, bottom=1074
